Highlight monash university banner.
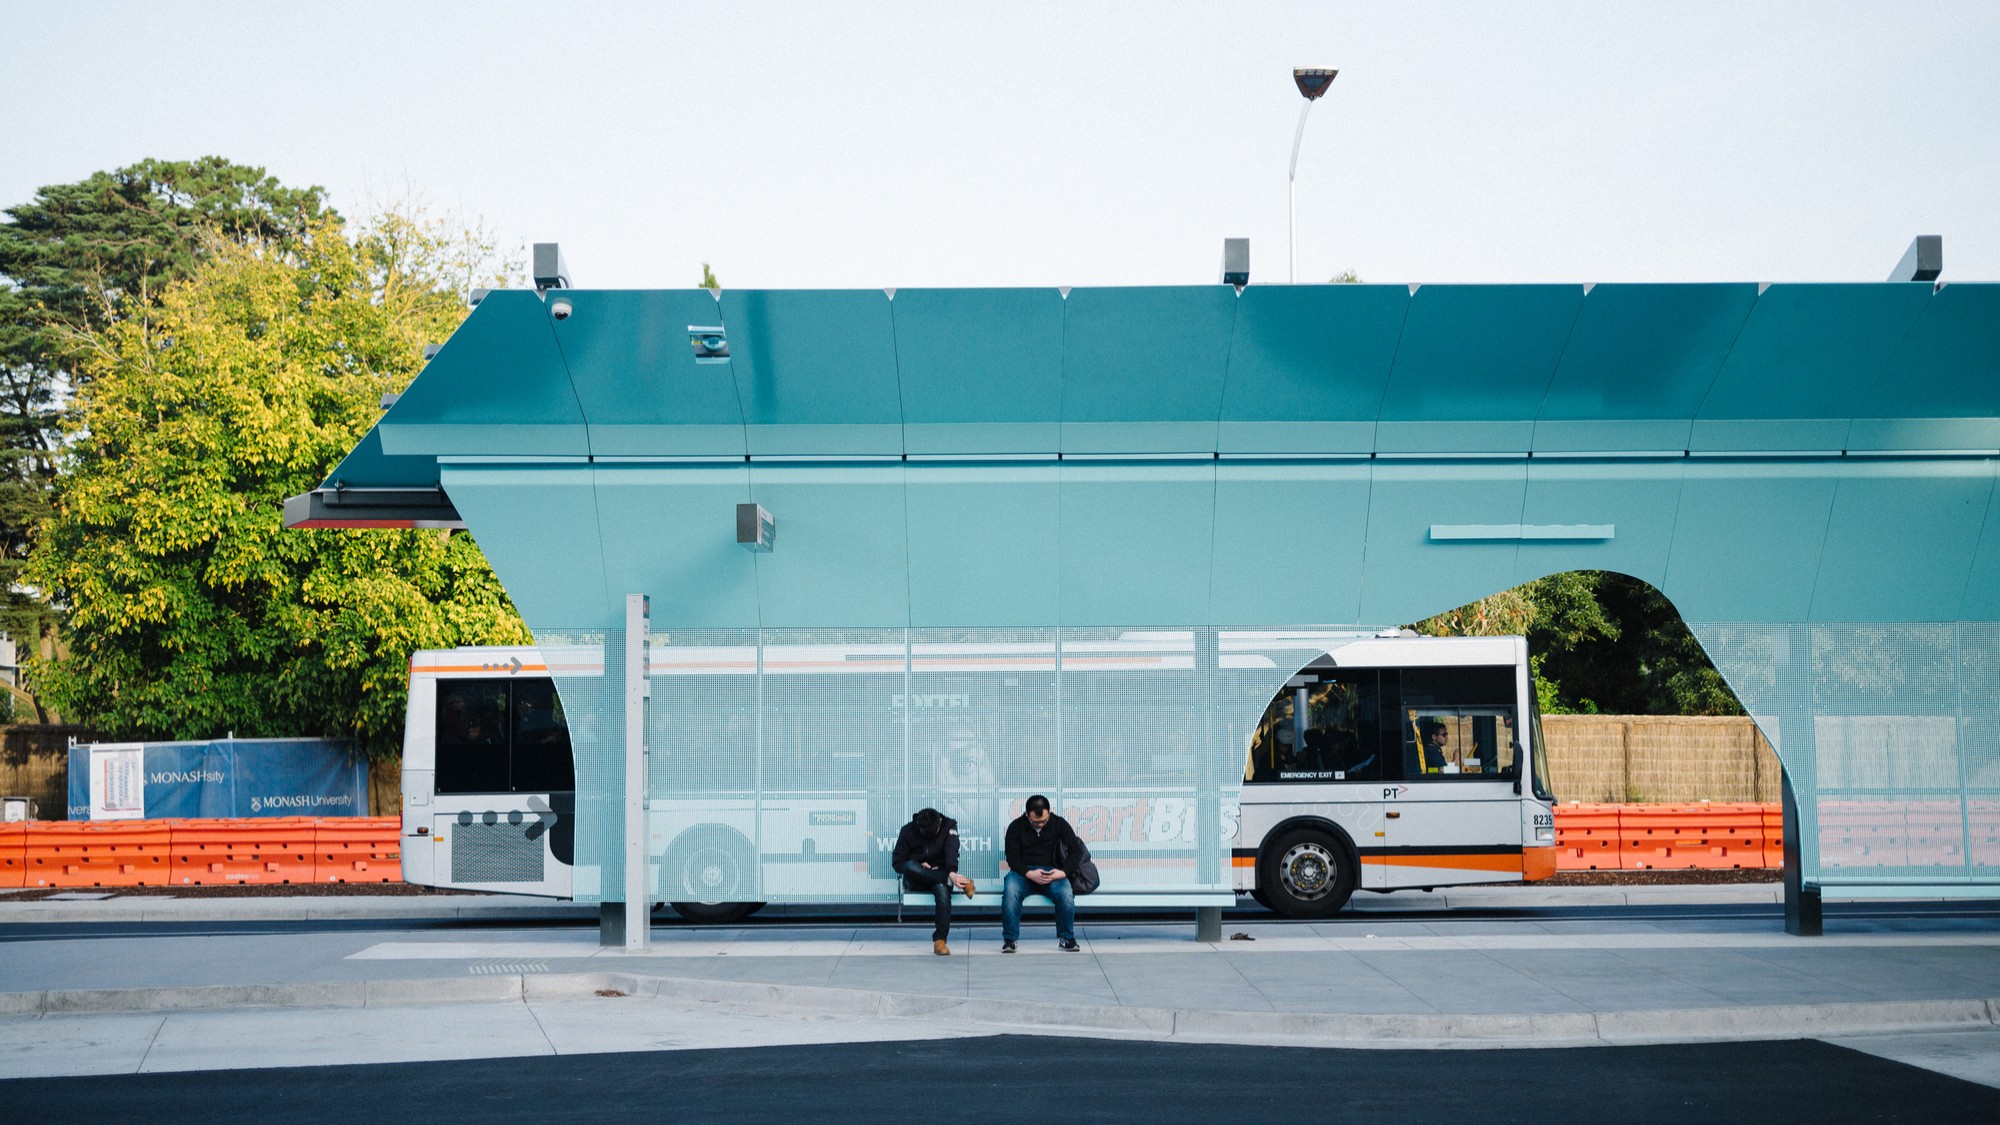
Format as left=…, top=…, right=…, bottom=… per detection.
left=66, top=739, right=369, bottom=820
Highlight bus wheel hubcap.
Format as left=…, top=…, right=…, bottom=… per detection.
left=685, top=848, right=738, bottom=893
left=1280, top=843, right=1335, bottom=899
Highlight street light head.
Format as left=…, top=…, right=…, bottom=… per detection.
left=1294, top=68, right=1337, bottom=100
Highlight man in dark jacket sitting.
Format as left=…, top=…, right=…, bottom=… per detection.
left=1000, top=793, right=1082, bottom=953
left=892, top=807, right=975, bottom=955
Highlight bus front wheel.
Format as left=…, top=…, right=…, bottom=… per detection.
left=1258, top=828, right=1356, bottom=919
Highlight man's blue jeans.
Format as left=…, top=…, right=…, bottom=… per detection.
left=1001, top=869, right=1075, bottom=942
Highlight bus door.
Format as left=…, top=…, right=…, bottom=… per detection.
left=1378, top=665, right=1526, bottom=888
left=429, top=676, right=576, bottom=894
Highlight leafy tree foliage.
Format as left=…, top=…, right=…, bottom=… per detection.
left=0, top=158, right=328, bottom=685
left=27, top=209, right=530, bottom=757
left=1413, top=571, right=1743, bottom=716
left=0, top=157, right=326, bottom=331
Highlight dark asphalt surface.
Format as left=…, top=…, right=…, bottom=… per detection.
left=6, top=1035, right=1997, bottom=1123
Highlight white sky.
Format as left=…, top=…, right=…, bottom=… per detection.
left=6, top=2, right=1999, bottom=289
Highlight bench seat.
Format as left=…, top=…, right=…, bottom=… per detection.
left=900, top=890, right=1234, bottom=910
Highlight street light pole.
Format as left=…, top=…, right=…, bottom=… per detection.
left=1290, top=68, right=1338, bottom=284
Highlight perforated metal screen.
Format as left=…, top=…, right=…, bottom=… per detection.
left=1695, top=621, right=2000, bottom=887
left=548, top=626, right=1370, bottom=903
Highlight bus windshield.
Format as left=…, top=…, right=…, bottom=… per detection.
left=1528, top=687, right=1556, bottom=802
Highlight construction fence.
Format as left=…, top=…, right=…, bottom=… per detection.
left=1541, top=714, right=1783, bottom=804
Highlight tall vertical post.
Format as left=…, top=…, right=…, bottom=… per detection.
left=624, top=594, right=651, bottom=952
left=1288, top=99, right=1312, bottom=284
left=1781, top=767, right=1820, bottom=937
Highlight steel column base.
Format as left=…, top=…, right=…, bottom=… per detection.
left=1196, top=906, right=1222, bottom=943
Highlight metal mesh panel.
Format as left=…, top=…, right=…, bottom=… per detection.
left=540, top=630, right=617, bottom=902
left=1961, top=622, right=2000, bottom=875
left=1694, top=620, right=2000, bottom=888
left=751, top=629, right=906, bottom=899
left=1213, top=629, right=1383, bottom=870
left=556, top=624, right=1386, bottom=903
left=451, top=820, right=545, bottom=883
left=906, top=630, right=1057, bottom=884
left=648, top=630, right=761, bottom=902
left=1056, top=629, right=1209, bottom=891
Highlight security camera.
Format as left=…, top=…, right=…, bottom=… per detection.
left=550, top=299, right=573, bottom=321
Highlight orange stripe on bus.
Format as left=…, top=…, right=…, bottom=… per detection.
left=1522, top=846, right=1558, bottom=882
left=1359, top=853, right=1524, bottom=873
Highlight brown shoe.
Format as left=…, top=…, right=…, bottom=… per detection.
left=933, top=939, right=950, bottom=956
left=959, top=878, right=977, bottom=900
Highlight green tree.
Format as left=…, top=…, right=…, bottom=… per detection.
left=0, top=159, right=329, bottom=702
left=1522, top=573, right=1741, bottom=715
left=27, top=207, right=530, bottom=757
left=1413, top=571, right=1741, bottom=716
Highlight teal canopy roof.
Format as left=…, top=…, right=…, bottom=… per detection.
left=316, top=282, right=1997, bottom=489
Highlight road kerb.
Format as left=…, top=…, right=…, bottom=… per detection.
left=4, top=972, right=1997, bottom=1049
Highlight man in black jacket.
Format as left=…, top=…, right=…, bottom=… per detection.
left=1000, top=793, right=1082, bottom=953
left=892, top=807, right=975, bottom=955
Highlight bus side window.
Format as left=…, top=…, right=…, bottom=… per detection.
left=509, top=679, right=575, bottom=792
left=1399, top=666, right=1520, bottom=780
left=1304, top=673, right=1381, bottom=781
left=1244, top=670, right=1380, bottom=784
left=436, top=679, right=511, bottom=794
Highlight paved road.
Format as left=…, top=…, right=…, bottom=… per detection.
left=4, top=883, right=1997, bottom=1099
left=6, top=1034, right=1998, bottom=1123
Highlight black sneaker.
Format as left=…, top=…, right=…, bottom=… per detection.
left=1001, top=939, right=1017, bottom=953
left=1058, top=938, right=1080, bottom=952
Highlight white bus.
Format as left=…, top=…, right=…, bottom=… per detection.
left=397, top=635, right=1557, bottom=921
left=1233, top=635, right=1558, bottom=917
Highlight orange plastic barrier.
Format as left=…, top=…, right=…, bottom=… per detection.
left=25, top=820, right=172, bottom=887
left=0, top=822, right=25, bottom=889
left=1553, top=803, right=1783, bottom=871
left=314, top=817, right=402, bottom=883
left=1819, top=801, right=1909, bottom=869
left=1554, top=803, right=1623, bottom=870
left=1901, top=800, right=1967, bottom=868
left=16, top=808, right=1813, bottom=886
left=169, top=817, right=319, bottom=885
left=1620, top=802, right=1769, bottom=869
left=1969, top=799, right=2000, bottom=870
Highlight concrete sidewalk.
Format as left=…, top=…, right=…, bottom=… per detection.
left=0, top=879, right=1781, bottom=923
left=3, top=883, right=1999, bottom=1083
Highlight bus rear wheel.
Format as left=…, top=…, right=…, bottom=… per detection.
left=670, top=901, right=765, bottom=924
left=1258, top=827, right=1356, bottom=919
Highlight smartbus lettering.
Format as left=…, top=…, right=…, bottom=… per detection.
left=1005, top=796, right=1241, bottom=846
